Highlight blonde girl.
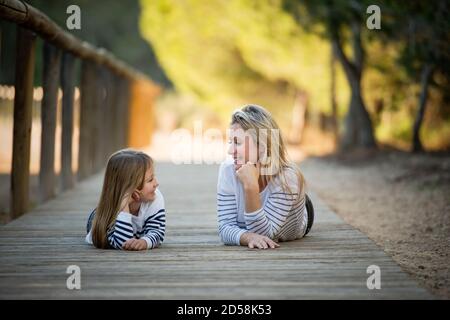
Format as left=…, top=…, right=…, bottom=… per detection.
left=85, top=149, right=165, bottom=250
left=217, top=104, right=314, bottom=249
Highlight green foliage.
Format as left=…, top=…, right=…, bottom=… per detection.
left=139, top=0, right=338, bottom=127
left=2, top=0, right=448, bottom=149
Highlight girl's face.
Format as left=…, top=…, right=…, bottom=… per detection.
left=136, top=166, right=159, bottom=202
left=227, top=123, right=258, bottom=170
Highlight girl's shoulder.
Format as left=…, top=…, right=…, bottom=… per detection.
left=154, top=188, right=164, bottom=202
left=141, top=188, right=165, bottom=215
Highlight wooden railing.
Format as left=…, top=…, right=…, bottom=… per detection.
left=0, top=0, right=160, bottom=220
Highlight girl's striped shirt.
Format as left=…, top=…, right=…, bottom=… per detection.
left=217, top=159, right=308, bottom=245
left=86, top=188, right=165, bottom=249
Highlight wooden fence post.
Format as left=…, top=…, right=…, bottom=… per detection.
left=0, top=25, right=2, bottom=61
left=117, top=77, right=130, bottom=150
left=78, top=60, right=96, bottom=180
left=61, top=52, right=76, bottom=190
left=11, top=26, right=36, bottom=219
left=39, top=42, right=61, bottom=201
left=93, top=65, right=106, bottom=172
left=111, top=75, right=122, bottom=153
left=103, top=68, right=116, bottom=158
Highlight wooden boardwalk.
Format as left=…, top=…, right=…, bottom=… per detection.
left=0, top=163, right=433, bottom=299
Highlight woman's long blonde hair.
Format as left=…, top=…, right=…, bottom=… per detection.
left=231, top=104, right=305, bottom=202
left=91, top=149, right=153, bottom=249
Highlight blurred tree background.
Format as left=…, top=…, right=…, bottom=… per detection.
left=140, top=0, right=450, bottom=152
left=1, top=0, right=449, bottom=152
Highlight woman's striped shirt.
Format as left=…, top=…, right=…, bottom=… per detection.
left=217, top=160, right=308, bottom=245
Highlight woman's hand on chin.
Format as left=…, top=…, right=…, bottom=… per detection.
left=236, top=161, right=260, bottom=190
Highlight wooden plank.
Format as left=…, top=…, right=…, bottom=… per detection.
left=60, top=52, right=76, bottom=190
left=10, top=26, right=36, bottom=219
left=39, top=42, right=61, bottom=201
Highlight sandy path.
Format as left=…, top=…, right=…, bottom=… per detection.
left=300, top=151, right=450, bottom=299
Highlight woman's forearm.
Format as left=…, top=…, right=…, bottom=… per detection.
left=243, top=183, right=261, bottom=213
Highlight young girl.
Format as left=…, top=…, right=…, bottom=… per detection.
left=85, top=149, right=165, bottom=250
left=217, top=104, right=314, bottom=249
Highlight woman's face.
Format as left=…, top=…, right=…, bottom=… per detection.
left=227, top=123, right=258, bottom=170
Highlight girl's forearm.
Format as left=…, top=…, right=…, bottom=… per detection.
left=239, top=232, right=250, bottom=246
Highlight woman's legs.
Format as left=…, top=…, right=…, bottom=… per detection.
left=304, top=194, right=314, bottom=236
left=86, top=209, right=96, bottom=234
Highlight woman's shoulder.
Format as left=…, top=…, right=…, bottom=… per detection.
left=284, top=164, right=300, bottom=181
left=218, top=159, right=236, bottom=178
left=217, top=159, right=237, bottom=190
left=219, top=158, right=235, bottom=172
left=269, top=165, right=301, bottom=192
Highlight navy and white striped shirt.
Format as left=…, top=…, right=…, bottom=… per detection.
left=86, top=188, right=166, bottom=249
left=217, top=159, right=308, bottom=245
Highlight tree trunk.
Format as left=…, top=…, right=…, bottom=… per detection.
left=412, top=64, right=434, bottom=152
left=332, top=23, right=376, bottom=151
left=289, top=90, right=308, bottom=145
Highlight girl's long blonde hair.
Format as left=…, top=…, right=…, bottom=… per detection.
left=231, top=104, right=305, bottom=203
left=91, top=149, right=153, bottom=249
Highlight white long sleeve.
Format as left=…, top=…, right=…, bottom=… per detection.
left=216, top=160, right=308, bottom=245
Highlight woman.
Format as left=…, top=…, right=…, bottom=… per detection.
left=217, top=104, right=314, bottom=249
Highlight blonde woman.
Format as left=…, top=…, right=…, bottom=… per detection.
left=86, top=149, right=165, bottom=250
left=217, top=104, right=314, bottom=249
